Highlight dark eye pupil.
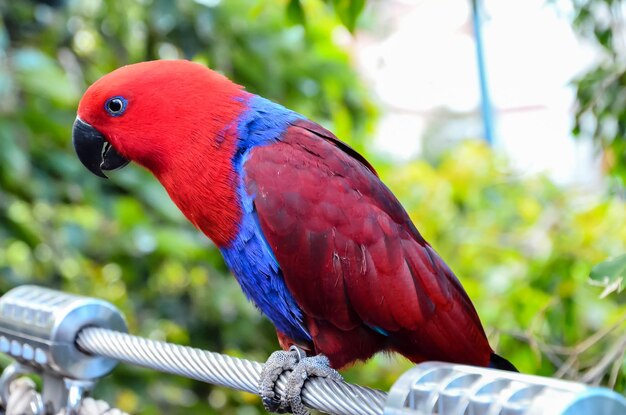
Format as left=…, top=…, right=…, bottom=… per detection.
left=108, top=99, right=123, bottom=113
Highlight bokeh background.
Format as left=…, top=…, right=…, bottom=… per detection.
left=1, top=0, right=625, bottom=413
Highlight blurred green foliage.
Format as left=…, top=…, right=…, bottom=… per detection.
left=567, top=0, right=626, bottom=188
left=381, top=142, right=626, bottom=392
left=0, top=0, right=625, bottom=414
left=287, top=0, right=365, bottom=32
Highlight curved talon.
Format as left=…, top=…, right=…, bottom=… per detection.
left=259, top=348, right=300, bottom=413
left=281, top=355, right=342, bottom=415
left=259, top=347, right=342, bottom=415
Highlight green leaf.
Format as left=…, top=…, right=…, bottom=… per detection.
left=594, top=27, right=613, bottom=51
left=286, top=0, right=306, bottom=26
left=332, top=0, right=365, bottom=32
left=589, top=254, right=626, bottom=298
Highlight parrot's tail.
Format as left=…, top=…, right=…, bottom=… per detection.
left=489, top=353, right=518, bottom=372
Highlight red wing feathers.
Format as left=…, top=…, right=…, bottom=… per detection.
left=243, top=120, right=491, bottom=367
left=297, top=120, right=379, bottom=177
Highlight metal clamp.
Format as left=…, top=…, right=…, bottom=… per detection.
left=384, top=361, right=626, bottom=415
left=0, top=285, right=127, bottom=414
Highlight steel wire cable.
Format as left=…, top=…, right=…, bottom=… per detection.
left=76, top=327, right=387, bottom=415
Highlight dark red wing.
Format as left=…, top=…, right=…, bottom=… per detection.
left=243, top=120, right=491, bottom=365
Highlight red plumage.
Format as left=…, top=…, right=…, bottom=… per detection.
left=77, top=61, right=249, bottom=246
left=74, top=60, right=510, bottom=372
left=245, top=120, right=492, bottom=368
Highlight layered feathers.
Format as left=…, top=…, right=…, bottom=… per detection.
left=76, top=60, right=510, bottom=371
left=243, top=119, right=491, bottom=368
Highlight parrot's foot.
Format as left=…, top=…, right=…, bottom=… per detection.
left=259, top=346, right=342, bottom=415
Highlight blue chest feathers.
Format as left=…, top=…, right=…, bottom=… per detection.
left=220, top=95, right=311, bottom=343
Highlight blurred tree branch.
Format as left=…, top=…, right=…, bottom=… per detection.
left=563, top=0, right=626, bottom=188
left=508, top=312, right=626, bottom=388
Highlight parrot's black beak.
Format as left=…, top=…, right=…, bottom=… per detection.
left=72, top=117, right=129, bottom=178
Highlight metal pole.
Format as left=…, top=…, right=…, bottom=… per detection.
left=471, top=0, right=495, bottom=145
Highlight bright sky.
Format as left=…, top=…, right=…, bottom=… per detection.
left=355, top=0, right=601, bottom=187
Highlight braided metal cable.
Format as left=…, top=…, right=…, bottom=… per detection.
left=5, top=377, right=42, bottom=415
left=76, top=328, right=386, bottom=415
left=2, top=377, right=128, bottom=415
left=75, top=398, right=129, bottom=415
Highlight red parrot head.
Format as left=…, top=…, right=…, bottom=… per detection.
left=72, top=60, right=244, bottom=177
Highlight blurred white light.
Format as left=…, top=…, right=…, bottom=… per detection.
left=355, top=0, right=600, bottom=187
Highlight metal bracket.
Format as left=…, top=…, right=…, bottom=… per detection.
left=0, top=286, right=127, bottom=414
left=384, top=362, right=626, bottom=415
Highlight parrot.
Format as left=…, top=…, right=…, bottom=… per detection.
left=72, top=60, right=516, bottom=415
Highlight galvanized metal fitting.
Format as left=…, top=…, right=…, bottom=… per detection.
left=384, top=361, right=626, bottom=415
left=0, top=285, right=127, bottom=414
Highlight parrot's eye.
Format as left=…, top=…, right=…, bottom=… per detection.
left=105, top=96, right=127, bottom=117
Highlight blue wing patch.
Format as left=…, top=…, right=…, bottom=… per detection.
left=220, top=94, right=311, bottom=343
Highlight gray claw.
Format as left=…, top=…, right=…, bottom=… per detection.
left=259, top=348, right=299, bottom=413
left=258, top=347, right=342, bottom=415
left=282, top=354, right=342, bottom=415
